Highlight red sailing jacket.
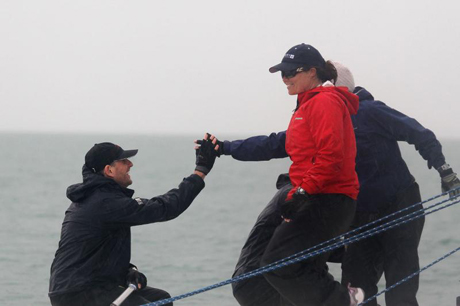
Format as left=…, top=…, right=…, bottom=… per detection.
left=286, top=85, right=360, bottom=200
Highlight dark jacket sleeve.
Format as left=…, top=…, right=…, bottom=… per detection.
left=367, top=101, right=446, bottom=169
left=102, top=174, right=205, bottom=227
left=223, top=131, right=288, bottom=161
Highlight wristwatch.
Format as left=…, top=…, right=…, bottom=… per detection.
left=296, top=187, right=306, bottom=195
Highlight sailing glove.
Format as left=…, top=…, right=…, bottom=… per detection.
left=210, top=137, right=224, bottom=157
left=280, top=187, right=317, bottom=220
left=126, top=267, right=147, bottom=290
left=437, top=163, right=460, bottom=199
left=195, top=136, right=217, bottom=175
left=196, top=135, right=224, bottom=157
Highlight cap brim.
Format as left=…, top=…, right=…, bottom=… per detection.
left=118, top=149, right=138, bottom=160
left=269, top=62, right=302, bottom=73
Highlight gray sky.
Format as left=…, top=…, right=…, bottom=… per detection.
left=1, top=0, right=459, bottom=138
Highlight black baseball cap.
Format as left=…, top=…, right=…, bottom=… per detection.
left=269, top=43, right=326, bottom=73
left=85, top=142, right=138, bottom=173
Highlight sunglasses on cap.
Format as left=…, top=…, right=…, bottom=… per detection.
left=281, top=67, right=307, bottom=79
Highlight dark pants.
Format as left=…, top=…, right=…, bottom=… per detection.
left=232, top=177, right=294, bottom=306
left=260, top=193, right=356, bottom=306
left=341, top=182, right=424, bottom=306
left=50, top=284, right=172, bottom=306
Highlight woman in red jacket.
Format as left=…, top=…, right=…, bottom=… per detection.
left=259, top=44, right=363, bottom=306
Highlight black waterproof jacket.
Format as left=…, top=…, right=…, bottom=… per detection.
left=49, top=165, right=204, bottom=297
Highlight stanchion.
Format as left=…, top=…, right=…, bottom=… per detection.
left=111, top=284, right=137, bottom=306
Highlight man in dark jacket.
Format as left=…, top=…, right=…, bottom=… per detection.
left=49, top=139, right=216, bottom=306
left=205, top=63, right=460, bottom=305
left=333, top=61, right=460, bottom=306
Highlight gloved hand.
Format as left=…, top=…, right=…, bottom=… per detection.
left=209, top=136, right=224, bottom=157
left=280, top=187, right=316, bottom=220
left=195, top=134, right=217, bottom=175
left=196, top=134, right=224, bottom=157
left=438, top=164, right=460, bottom=199
left=126, top=267, right=147, bottom=290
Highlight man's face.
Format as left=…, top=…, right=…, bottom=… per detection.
left=107, top=159, right=133, bottom=188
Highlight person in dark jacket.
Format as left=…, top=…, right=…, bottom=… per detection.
left=333, top=61, right=460, bottom=306
left=49, top=139, right=217, bottom=306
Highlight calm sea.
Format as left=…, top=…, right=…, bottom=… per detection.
left=0, top=133, right=459, bottom=306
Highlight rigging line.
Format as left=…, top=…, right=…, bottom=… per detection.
left=238, top=196, right=457, bottom=284
left=359, top=246, right=460, bottom=305
left=142, top=199, right=460, bottom=306
left=233, top=192, right=458, bottom=278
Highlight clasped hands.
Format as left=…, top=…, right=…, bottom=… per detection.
left=194, top=133, right=223, bottom=175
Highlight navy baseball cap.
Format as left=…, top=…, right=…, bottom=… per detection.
left=269, top=43, right=326, bottom=73
left=85, top=142, right=138, bottom=173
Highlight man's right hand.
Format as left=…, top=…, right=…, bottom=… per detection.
left=195, top=133, right=217, bottom=175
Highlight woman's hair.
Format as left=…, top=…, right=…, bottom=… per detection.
left=313, top=60, right=337, bottom=83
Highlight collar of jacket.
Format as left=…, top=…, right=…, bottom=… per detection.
left=66, top=165, right=135, bottom=202
left=295, top=86, right=335, bottom=110
left=353, top=86, right=374, bottom=102
left=295, top=85, right=359, bottom=115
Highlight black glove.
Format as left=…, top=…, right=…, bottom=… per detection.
left=438, top=164, right=460, bottom=199
left=195, top=136, right=217, bottom=175
left=280, top=187, right=316, bottom=220
left=211, top=137, right=224, bottom=157
left=126, top=267, right=147, bottom=290
left=196, top=134, right=224, bottom=157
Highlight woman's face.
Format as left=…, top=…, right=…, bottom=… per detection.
left=282, top=68, right=319, bottom=95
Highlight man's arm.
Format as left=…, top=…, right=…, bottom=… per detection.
left=367, top=101, right=460, bottom=198
left=104, top=136, right=216, bottom=226
left=366, top=101, right=445, bottom=169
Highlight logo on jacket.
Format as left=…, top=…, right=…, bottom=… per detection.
left=134, top=197, right=144, bottom=205
left=295, top=117, right=303, bottom=120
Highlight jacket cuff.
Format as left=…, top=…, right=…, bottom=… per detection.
left=128, top=263, right=138, bottom=270
left=188, top=174, right=206, bottom=189
left=223, top=140, right=231, bottom=155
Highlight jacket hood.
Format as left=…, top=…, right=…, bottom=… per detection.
left=298, top=85, right=359, bottom=115
left=353, top=86, right=374, bottom=102
left=66, top=165, right=133, bottom=202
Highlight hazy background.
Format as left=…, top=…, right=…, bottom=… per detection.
left=1, top=1, right=460, bottom=305
left=1, top=0, right=460, bottom=138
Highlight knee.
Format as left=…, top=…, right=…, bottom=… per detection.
left=261, top=246, right=279, bottom=269
left=156, top=289, right=171, bottom=300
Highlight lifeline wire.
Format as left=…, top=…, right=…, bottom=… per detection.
left=359, top=245, right=460, bottom=305
left=243, top=190, right=459, bottom=274
left=142, top=195, right=460, bottom=306
left=234, top=190, right=460, bottom=283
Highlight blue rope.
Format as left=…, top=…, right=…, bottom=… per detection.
left=142, top=194, right=460, bottom=306
left=359, top=246, right=460, bottom=305
left=242, top=191, right=459, bottom=274
left=227, top=191, right=459, bottom=284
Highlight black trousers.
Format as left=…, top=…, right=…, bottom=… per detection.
left=260, top=193, right=356, bottom=306
left=50, top=284, right=172, bottom=306
left=232, top=179, right=294, bottom=306
left=341, top=182, right=424, bottom=306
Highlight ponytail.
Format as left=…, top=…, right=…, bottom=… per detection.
left=315, top=60, right=337, bottom=83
